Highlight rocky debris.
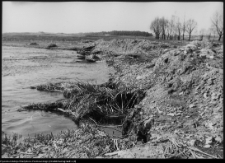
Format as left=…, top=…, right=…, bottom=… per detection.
left=91, top=39, right=174, bottom=58
left=96, top=39, right=223, bottom=158
left=77, top=45, right=96, bottom=55
left=76, top=44, right=101, bottom=62
left=85, top=54, right=101, bottom=62
left=199, top=48, right=215, bottom=59
left=104, top=142, right=166, bottom=158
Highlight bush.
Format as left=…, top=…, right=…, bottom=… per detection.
left=47, top=43, right=57, bottom=49
left=30, top=42, right=38, bottom=46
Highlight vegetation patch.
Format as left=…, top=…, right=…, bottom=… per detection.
left=30, top=82, right=78, bottom=92
left=47, top=43, right=58, bottom=49
left=29, top=42, right=38, bottom=46
left=26, top=81, right=146, bottom=128
left=1, top=124, right=118, bottom=158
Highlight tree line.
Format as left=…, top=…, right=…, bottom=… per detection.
left=150, top=11, right=223, bottom=41
left=85, top=30, right=153, bottom=37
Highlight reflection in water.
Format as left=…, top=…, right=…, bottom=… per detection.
left=2, top=46, right=112, bottom=137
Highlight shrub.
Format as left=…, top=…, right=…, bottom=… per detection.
left=30, top=42, right=38, bottom=46
left=47, top=43, right=57, bottom=49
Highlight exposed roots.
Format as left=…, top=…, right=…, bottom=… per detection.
left=23, top=81, right=146, bottom=129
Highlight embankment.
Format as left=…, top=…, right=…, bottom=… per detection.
left=2, top=39, right=223, bottom=158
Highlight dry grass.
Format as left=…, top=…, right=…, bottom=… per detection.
left=1, top=123, right=119, bottom=158
left=25, top=81, right=145, bottom=126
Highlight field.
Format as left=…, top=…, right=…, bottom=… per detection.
left=3, top=32, right=222, bottom=52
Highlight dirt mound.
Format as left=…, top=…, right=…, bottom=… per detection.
left=92, top=39, right=172, bottom=56
left=142, top=40, right=223, bottom=142
left=103, top=40, right=223, bottom=158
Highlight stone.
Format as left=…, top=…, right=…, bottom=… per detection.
left=205, top=136, right=212, bottom=145
left=211, top=93, right=217, bottom=101
left=203, top=93, right=208, bottom=99
left=167, top=113, right=175, bottom=116
left=203, top=144, right=211, bottom=148
left=179, top=92, right=184, bottom=95
left=163, top=49, right=169, bottom=53
left=189, top=139, right=196, bottom=146
left=207, top=55, right=214, bottom=59
left=200, top=48, right=215, bottom=59
left=189, top=104, right=196, bottom=108
left=215, top=136, right=222, bottom=143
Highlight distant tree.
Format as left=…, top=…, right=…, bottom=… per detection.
left=208, top=33, right=211, bottom=40
left=207, top=28, right=215, bottom=40
left=186, top=19, right=197, bottom=41
left=167, top=15, right=176, bottom=40
left=166, top=20, right=173, bottom=40
left=165, top=23, right=170, bottom=40
left=150, top=17, right=161, bottom=39
left=209, top=27, right=217, bottom=41
left=175, top=17, right=182, bottom=40
left=159, top=17, right=168, bottom=40
left=199, top=29, right=206, bottom=41
left=182, top=15, right=186, bottom=40
left=211, top=11, right=223, bottom=41
left=85, top=31, right=152, bottom=37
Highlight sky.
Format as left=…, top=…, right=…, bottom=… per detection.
left=2, top=1, right=223, bottom=34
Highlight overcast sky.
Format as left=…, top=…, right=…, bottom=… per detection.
left=2, top=1, right=223, bottom=34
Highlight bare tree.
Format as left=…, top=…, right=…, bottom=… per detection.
left=209, top=27, right=217, bottom=41
left=182, top=15, right=186, bottom=40
left=175, top=17, right=182, bottom=40
left=186, top=19, right=197, bottom=41
left=150, top=17, right=161, bottom=39
left=159, top=17, right=168, bottom=40
left=207, top=28, right=215, bottom=40
left=211, top=11, right=223, bottom=41
left=167, top=15, right=176, bottom=40
left=199, top=29, right=205, bottom=41
left=208, top=33, right=211, bottom=40
left=166, top=21, right=173, bottom=40
left=207, top=29, right=212, bottom=40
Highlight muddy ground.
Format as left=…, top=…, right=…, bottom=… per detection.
left=2, top=38, right=223, bottom=159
